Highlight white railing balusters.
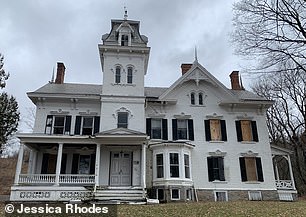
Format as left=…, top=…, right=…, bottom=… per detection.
left=275, top=180, right=294, bottom=190
left=18, top=174, right=95, bottom=184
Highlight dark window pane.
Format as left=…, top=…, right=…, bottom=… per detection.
left=171, top=189, right=179, bottom=199
left=152, top=119, right=162, bottom=139
left=115, top=67, right=121, bottom=83
left=177, top=119, right=188, bottom=140
left=199, top=93, right=203, bottom=105
left=127, top=67, right=133, bottom=84
left=118, top=112, right=128, bottom=128
left=191, top=93, right=195, bottom=105
left=170, top=166, right=179, bottom=177
left=184, top=154, right=190, bottom=178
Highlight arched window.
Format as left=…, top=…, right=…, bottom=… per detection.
left=199, top=93, right=203, bottom=105
left=190, top=93, right=195, bottom=105
left=115, top=66, right=121, bottom=83
left=127, top=67, right=133, bottom=84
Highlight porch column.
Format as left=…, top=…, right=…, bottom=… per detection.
left=27, top=149, right=34, bottom=174
left=274, top=158, right=280, bottom=180
left=31, top=150, right=38, bottom=174
left=141, top=144, right=146, bottom=189
left=286, top=155, right=296, bottom=190
left=55, top=143, right=63, bottom=185
left=14, top=143, right=25, bottom=185
left=95, top=144, right=101, bottom=186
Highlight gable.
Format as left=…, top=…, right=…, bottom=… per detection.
left=159, top=61, right=236, bottom=102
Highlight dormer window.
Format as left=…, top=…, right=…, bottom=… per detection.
left=127, top=67, right=133, bottom=84
left=115, top=66, right=121, bottom=83
left=121, top=35, right=129, bottom=46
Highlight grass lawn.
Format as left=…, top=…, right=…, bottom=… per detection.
left=1, top=200, right=306, bottom=217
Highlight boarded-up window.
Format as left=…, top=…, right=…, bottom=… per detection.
left=239, top=157, right=264, bottom=182
left=205, top=119, right=227, bottom=141
left=236, top=120, right=259, bottom=142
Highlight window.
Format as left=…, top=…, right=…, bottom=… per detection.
left=172, top=119, right=194, bottom=140
left=115, top=66, right=121, bottom=83
left=45, top=115, right=72, bottom=135
left=199, top=93, right=203, bottom=105
left=215, top=191, right=228, bottom=201
left=53, top=116, right=65, bottom=134
left=146, top=118, right=168, bottom=140
left=186, top=189, right=192, bottom=200
left=82, top=117, right=94, bottom=135
left=71, top=154, right=95, bottom=174
left=248, top=191, right=262, bottom=201
left=156, top=154, right=164, bottom=178
left=74, top=116, right=100, bottom=135
left=117, top=112, right=128, bottom=128
left=78, top=155, right=91, bottom=174
left=157, top=189, right=164, bottom=201
left=207, top=157, right=225, bottom=181
left=127, top=67, right=133, bottom=84
left=204, top=119, right=227, bottom=141
left=239, top=157, right=264, bottom=182
left=152, top=119, right=162, bottom=139
left=121, top=34, right=129, bottom=46
left=171, top=189, right=180, bottom=200
left=236, top=120, right=259, bottom=142
left=184, top=154, right=190, bottom=178
left=190, top=92, right=195, bottom=105
left=170, top=153, right=179, bottom=178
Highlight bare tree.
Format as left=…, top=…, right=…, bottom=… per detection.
left=252, top=66, right=306, bottom=195
left=231, top=0, right=306, bottom=74
left=0, top=53, right=9, bottom=88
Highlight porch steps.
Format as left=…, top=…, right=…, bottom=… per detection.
left=93, top=189, right=146, bottom=203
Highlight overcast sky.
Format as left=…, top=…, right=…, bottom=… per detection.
left=1, top=0, right=250, bottom=132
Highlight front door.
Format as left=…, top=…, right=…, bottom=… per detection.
left=110, top=151, right=132, bottom=186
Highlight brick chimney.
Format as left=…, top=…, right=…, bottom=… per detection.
left=55, top=62, right=66, bottom=84
left=229, top=71, right=242, bottom=90
left=181, top=63, right=193, bottom=75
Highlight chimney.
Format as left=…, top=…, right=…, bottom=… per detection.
left=55, top=62, right=66, bottom=84
left=229, top=71, right=242, bottom=90
left=181, top=63, right=193, bottom=75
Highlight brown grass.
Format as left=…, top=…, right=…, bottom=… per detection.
left=1, top=200, right=306, bottom=217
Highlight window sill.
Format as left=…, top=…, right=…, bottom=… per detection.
left=111, top=83, right=136, bottom=87
left=190, top=105, right=206, bottom=107
left=243, top=181, right=262, bottom=184
left=209, top=141, right=225, bottom=144
left=212, top=180, right=228, bottom=184
left=240, top=141, right=257, bottom=144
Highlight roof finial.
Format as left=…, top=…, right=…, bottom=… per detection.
left=124, top=6, right=128, bottom=20
left=194, top=46, right=198, bottom=63
left=49, top=66, right=55, bottom=83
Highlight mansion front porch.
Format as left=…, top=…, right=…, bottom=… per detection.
left=10, top=129, right=148, bottom=202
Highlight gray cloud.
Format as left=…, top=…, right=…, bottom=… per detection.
left=0, top=0, right=245, bottom=131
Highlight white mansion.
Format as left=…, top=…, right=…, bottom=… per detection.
left=10, top=16, right=297, bottom=202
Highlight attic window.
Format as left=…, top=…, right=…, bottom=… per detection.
left=190, top=93, right=195, bottom=105
left=199, top=93, right=203, bottom=105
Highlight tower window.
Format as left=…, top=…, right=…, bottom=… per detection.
left=115, top=66, right=121, bottom=83
left=121, top=35, right=129, bottom=46
left=127, top=67, right=133, bottom=84
left=117, top=112, right=128, bottom=128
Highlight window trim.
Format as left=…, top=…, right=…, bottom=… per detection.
left=127, top=66, right=133, bottom=84
left=156, top=153, right=164, bottom=178
left=171, top=189, right=180, bottom=200
left=117, top=112, right=128, bottom=128
left=190, top=92, right=195, bottom=105
left=169, top=152, right=180, bottom=178
left=115, top=66, right=121, bottom=84
left=214, top=191, right=228, bottom=202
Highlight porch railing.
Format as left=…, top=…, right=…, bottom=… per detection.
left=275, top=180, right=294, bottom=190
left=19, top=174, right=56, bottom=184
left=18, top=174, right=95, bottom=185
left=59, top=174, right=95, bottom=184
